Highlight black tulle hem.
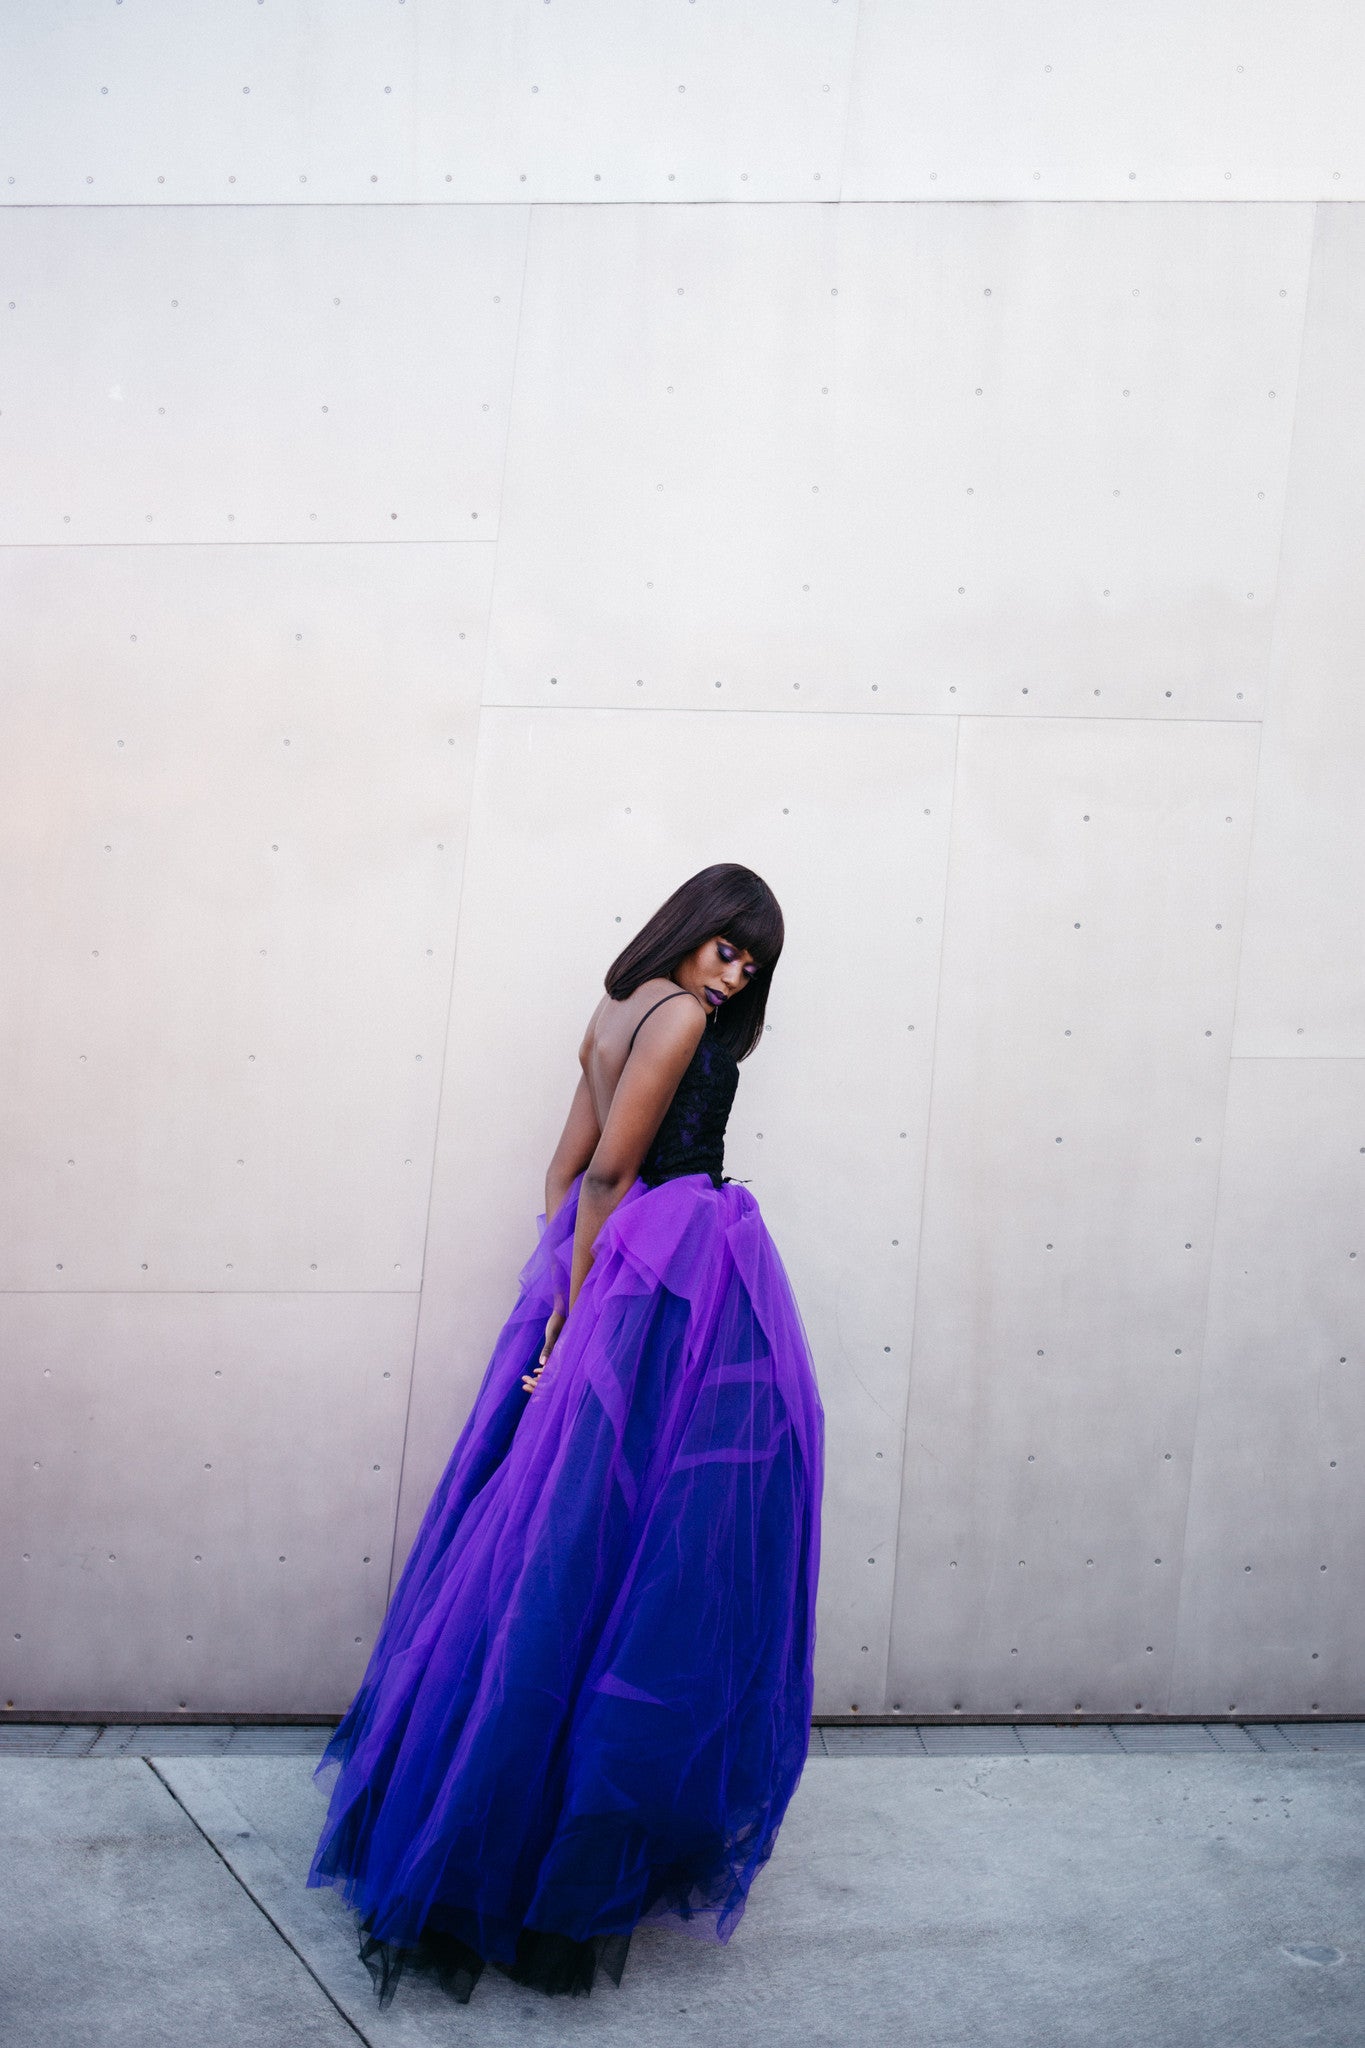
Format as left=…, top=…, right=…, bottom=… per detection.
left=357, top=1913, right=632, bottom=2005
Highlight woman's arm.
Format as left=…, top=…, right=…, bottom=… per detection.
left=522, top=1069, right=603, bottom=1394
left=523, top=996, right=705, bottom=1396
left=566, top=999, right=705, bottom=1312
left=544, top=1071, right=602, bottom=1226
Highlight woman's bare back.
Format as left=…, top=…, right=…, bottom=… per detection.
left=579, top=978, right=707, bottom=1129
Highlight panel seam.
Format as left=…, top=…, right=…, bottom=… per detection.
left=143, top=1758, right=373, bottom=2046
left=1164, top=199, right=1318, bottom=1710
left=878, top=712, right=962, bottom=1712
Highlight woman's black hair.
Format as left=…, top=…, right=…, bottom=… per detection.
left=605, top=863, right=784, bottom=1060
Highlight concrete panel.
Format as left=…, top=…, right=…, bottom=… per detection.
left=845, top=1, right=1365, bottom=200
left=160, top=1751, right=1365, bottom=2047
left=886, top=716, right=1260, bottom=1717
left=0, top=1, right=859, bottom=206
left=1, top=1759, right=357, bottom=2048
left=1236, top=204, right=1365, bottom=1054
left=0, top=1290, right=411, bottom=1714
left=1169, top=1060, right=1365, bottom=1716
left=7, top=3, right=1365, bottom=205
left=485, top=203, right=1309, bottom=716
left=393, top=708, right=953, bottom=1715
left=0, top=543, right=487, bottom=1292
left=0, top=205, right=526, bottom=543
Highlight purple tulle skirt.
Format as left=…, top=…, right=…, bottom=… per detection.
left=307, top=1169, right=824, bottom=2001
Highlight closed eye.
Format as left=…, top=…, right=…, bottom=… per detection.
left=718, top=937, right=758, bottom=975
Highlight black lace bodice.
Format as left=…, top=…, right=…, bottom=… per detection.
left=640, top=1027, right=740, bottom=1189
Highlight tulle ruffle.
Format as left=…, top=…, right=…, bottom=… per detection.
left=307, top=1170, right=824, bottom=2000
left=355, top=1915, right=630, bottom=2005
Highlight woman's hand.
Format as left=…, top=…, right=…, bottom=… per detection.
left=521, top=1309, right=566, bottom=1396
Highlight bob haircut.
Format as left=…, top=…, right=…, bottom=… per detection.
left=605, top=863, right=784, bottom=1061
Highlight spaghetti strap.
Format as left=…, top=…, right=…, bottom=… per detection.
left=627, top=988, right=696, bottom=1054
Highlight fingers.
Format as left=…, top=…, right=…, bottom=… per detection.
left=521, top=1314, right=562, bottom=1396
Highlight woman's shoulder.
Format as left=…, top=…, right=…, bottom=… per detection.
left=629, top=974, right=694, bottom=1008
left=583, top=981, right=705, bottom=1061
left=631, top=978, right=708, bottom=1032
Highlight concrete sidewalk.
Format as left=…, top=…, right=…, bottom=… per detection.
left=2, top=1724, right=1362, bottom=2047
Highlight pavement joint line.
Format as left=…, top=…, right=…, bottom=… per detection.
left=144, top=1757, right=375, bottom=2048
left=2, top=1719, right=1364, bottom=1758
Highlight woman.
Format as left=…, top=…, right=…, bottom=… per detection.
left=307, top=862, right=825, bottom=2004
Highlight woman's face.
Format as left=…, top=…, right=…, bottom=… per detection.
left=674, top=934, right=759, bottom=1013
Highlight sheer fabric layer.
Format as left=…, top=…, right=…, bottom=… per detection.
left=307, top=1170, right=824, bottom=1997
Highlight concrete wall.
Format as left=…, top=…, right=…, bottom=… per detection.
left=2, top=4, right=1361, bottom=1718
